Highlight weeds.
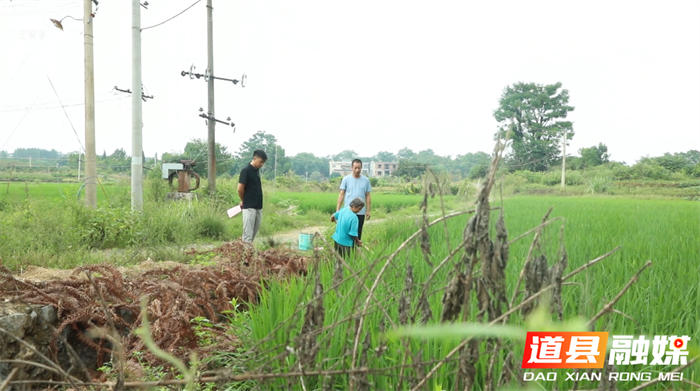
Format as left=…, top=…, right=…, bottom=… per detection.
left=586, top=176, right=613, bottom=194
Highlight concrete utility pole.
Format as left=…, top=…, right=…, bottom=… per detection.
left=206, top=0, right=216, bottom=193
left=84, top=0, right=97, bottom=208
left=131, top=0, right=143, bottom=211
left=560, top=130, right=566, bottom=189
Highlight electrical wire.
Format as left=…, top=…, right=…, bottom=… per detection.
left=46, top=74, right=85, bottom=153
left=141, top=0, right=201, bottom=31
left=0, top=31, right=46, bottom=95
left=0, top=86, right=46, bottom=150
left=0, top=95, right=129, bottom=113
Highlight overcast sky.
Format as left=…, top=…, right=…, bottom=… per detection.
left=1, top=0, right=699, bottom=165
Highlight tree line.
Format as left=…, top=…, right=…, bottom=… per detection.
left=3, top=81, right=698, bottom=181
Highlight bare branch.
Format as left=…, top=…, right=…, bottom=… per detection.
left=563, top=246, right=622, bottom=282
left=627, top=356, right=698, bottom=391
left=0, top=368, right=18, bottom=391
left=587, top=261, right=652, bottom=326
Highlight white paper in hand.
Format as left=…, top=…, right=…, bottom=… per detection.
left=227, top=205, right=242, bottom=218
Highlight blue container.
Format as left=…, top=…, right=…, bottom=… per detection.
left=298, top=233, right=313, bottom=251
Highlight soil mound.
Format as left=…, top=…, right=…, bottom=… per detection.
left=0, top=240, right=310, bottom=383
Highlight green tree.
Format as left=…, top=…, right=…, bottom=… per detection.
left=309, top=171, right=323, bottom=182
left=416, top=149, right=444, bottom=166
left=162, top=139, right=233, bottom=178
left=451, top=152, right=491, bottom=178
left=468, top=163, right=489, bottom=179
left=578, top=143, right=610, bottom=169
left=651, top=153, right=690, bottom=173
left=12, top=148, right=60, bottom=159
left=682, top=150, right=700, bottom=165
left=395, top=159, right=427, bottom=179
left=397, top=147, right=417, bottom=161
left=108, top=148, right=130, bottom=172
left=332, top=150, right=358, bottom=161
left=291, top=152, right=329, bottom=177
left=233, top=131, right=290, bottom=180
left=67, top=152, right=83, bottom=169
left=494, top=82, right=575, bottom=172
left=374, top=151, right=397, bottom=162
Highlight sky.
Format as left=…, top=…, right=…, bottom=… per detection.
left=1, top=0, right=699, bottom=165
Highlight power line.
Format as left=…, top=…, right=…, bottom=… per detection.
left=141, top=0, right=201, bottom=31
left=0, top=31, right=46, bottom=95
left=0, top=95, right=129, bottom=113
left=47, top=75, right=85, bottom=153
left=0, top=86, right=45, bottom=150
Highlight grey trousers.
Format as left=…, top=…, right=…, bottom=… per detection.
left=242, top=208, right=263, bottom=242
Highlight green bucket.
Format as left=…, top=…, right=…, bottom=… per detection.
left=298, top=233, right=313, bottom=251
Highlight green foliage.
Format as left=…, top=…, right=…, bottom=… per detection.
left=331, top=149, right=358, bottom=161
left=290, top=152, right=329, bottom=177
left=578, top=143, right=610, bottom=169
left=190, top=316, right=223, bottom=347
left=585, top=176, right=613, bottom=194
left=233, top=131, right=291, bottom=180
left=12, top=147, right=60, bottom=159
left=642, top=152, right=693, bottom=173
left=369, top=177, right=379, bottom=187
left=453, top=152, right=491, bottom=178
left=106, top=148, right=130, bottom=172
left=395, top=159, right=427, bottom=179
left=162, top=138, right=234, bottom=179
left=467, top=162, right=489, bottom=179
left=403, top=182, right=422, bottom=195
left=373, top=151, right=396, bottom=162
left=74, top=205, right=140, bottom=249
left=610, top=163, right=633, bottom=180
left=494, top=81, right=575, bottom=172
left=249, top=197, right=699, bottom=390
left=147, top=165, right=168, bottom=202
left=196, top=208, right=229, bottom=240
left=396, top=147, right=417, bottom=160
left=630, top=162, right=672, bottom=180
left=274, top=170, right=304, bottom=191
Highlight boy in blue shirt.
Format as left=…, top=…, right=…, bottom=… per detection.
left=331, top=197, right=365, bottom=258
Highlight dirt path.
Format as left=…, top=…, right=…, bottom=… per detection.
left=261, top=209, right=463, bottom=249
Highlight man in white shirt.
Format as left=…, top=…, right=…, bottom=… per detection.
left=334, top=159, right=372, bottom=240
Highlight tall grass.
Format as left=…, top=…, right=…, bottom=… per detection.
left=247, top=196, right=700, bottom=390
left=269, top=191, right=461, bottom=216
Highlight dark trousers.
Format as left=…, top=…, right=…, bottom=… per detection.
left=356, top=214, right=365, bottom=240
left=334, top=241, right=354, bottom=258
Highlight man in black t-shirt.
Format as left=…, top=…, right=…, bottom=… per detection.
left=238, top=149, right=267, bottom=243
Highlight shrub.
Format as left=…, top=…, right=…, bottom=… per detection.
left=564, top=170, right=584, bottom=186
left=611, top=164, right=633, bottom=180
left=542, top=171, right=561, bottom=186
left=630, top=162, right=671, bottom=180
left=468, top=163, right=489, bottom=179
left=511, top=170, right=541, bottom=184
left=403, top=183, right=422, bottom=195
left=585, top=176, right=613, bottom=194
left=196, top=208, right=229, bottom=240
left=74, top=206, right=139, bottom=249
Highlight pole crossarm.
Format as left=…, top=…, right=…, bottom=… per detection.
left=114, top=86, right=154, bottom=102
left=180, top=69, right=246, bottom=86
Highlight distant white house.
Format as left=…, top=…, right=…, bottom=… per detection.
left=370, top=161, right=397, bottom=177
left=329, top=160, right=397, bottom=178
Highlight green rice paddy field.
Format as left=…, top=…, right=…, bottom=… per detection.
left=1, top=180, right=698, bottom=389
left=250, top=196, right=700, bottom=390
